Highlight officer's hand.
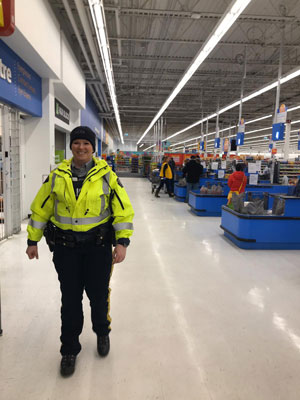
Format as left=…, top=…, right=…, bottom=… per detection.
left=112, top=244, right=127, bottom=264
left=26, top=246, right=39, bottom=260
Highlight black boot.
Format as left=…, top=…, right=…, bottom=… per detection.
left=155, top=189, right=160, bottom=198
left=60, top=354, right=77, bottom=377
left=97, top=335, right=110, bottom=357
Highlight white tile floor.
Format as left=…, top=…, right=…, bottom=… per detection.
left=1, top=177, right=300, bottom=399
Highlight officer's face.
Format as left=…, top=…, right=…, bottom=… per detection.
left=71, top=139, right=94, bottom=165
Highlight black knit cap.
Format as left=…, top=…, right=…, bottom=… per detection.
left=70, top=126, right=96, bottom=152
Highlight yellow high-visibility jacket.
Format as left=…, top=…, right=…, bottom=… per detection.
left=27, top=157, right=134, bottom=242
left=159, top=162, right=172, bottom=180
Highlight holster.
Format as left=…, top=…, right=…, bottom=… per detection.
left=95, top=219, right=116, bottom=246
left=43, top=221, right=57, bottom=252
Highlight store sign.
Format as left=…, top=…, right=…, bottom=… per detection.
left=200, top=141, right=204, bottom=150
left=223, top=138, right=229, bottom=152
left=275, top=104, right=287, bottom=124
left=0, top=40, right=42, bottom=116
left=236, top=132, right=244, bottom=146
left=55, top=98, right=70, bottom=124
left=0, top=0, right=15, bottom=36
left=238, top=118, right=245, bottom=134
left=272, top=123, right=285, bottom=141
left=214, top=138, right=220, bottom=149
left=55, top=150, right=65, bottom=164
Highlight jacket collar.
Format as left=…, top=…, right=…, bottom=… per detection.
left=54, top=157, right=110, bottom=180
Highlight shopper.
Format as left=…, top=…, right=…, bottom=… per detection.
left=26, top=126, right=134, bottom=377
left=227, top=163, right=247, bottom=207
left=182, top=155, right=203, bottom=202
left=169, top=157, right=176, bottom=194
left=155, top=156, right=174, bottom=197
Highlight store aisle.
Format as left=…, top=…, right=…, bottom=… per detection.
left=1, top=177, right=300, bottom=400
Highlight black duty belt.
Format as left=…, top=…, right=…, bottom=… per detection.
left=44, top=221, right=113, bottom=250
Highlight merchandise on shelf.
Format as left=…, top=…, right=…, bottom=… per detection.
left=279, top=161, right=300, bottom=184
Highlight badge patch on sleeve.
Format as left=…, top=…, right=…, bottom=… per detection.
left=117, top=178, right=124, bottom=188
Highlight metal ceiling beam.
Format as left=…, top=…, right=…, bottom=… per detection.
left=109, top=36, right=299, bottom=49
left=105, top=6, right=296, bottom=23
left=111, top=54, right=300, bottom=67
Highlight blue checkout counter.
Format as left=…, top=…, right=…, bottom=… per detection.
left=189, top=192, right=228, bottom=216
left=220, top=196, right=300, bottom=249
left=174, top=183, right=186, bottom=202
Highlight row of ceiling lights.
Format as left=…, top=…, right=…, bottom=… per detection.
left=143, top=107, right=300, bottom=152
left=90, top=0, right=300, bottom=152
left=90, top=0, right=253, bottom=145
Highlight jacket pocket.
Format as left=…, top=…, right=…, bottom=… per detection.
left=41, top=195, right=50, bottom=208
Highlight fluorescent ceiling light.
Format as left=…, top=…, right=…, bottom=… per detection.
left=168, top=105, right=300, bottom=150
left=288, top=105, right=300, bottom=112
left=219, top=101, right=241, bottom=114
left=242, top=82, right=278, bottom=103
left=89, top=0, right=124, bottom=144
left=245, top=114, right=272, bottom=124
left=144, top=144, right=155, bottom=151
left=165, top=69, right=300, bottom=142
left=139, top=144, right=144, bottom=148
left=280, top=67, right=300, bottom=84
left=136, top=0, right=253, bottom=145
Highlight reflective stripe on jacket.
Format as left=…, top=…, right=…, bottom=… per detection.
left=27, top=157, right=134, bottom=242
left=159, top=162, right=172, bottom=179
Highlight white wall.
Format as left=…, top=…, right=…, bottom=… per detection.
left=116, top=140, right=138, bottom=152
left=4, top=0, right=61, bottom=79
left=107, top=134, right=115, bottom=153
left=23, top=79, right=54, bottom=215
left=61, top=34, right=85, bottom=108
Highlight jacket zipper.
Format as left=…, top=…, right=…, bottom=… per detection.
left=83, top=167, right=105, bottom=185
left=57, top=168, right=72, bottom=178
left=41, top=195, right=50, bottom=208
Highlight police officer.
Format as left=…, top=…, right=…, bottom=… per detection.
left=26, top=126, right=134, bottom=377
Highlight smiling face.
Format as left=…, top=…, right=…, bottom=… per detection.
left=71, top=139, right=94, bottom=166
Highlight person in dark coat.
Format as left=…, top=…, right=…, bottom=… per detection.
left=182, top=155, right=203, bottom=202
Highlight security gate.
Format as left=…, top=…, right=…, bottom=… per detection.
left=0, top=103, right=21, bottom=241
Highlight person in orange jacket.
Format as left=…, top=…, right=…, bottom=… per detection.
left=227, top=163, right=247, bottom=206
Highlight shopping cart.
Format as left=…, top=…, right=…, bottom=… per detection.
left=150, top=169, right=161, bottom=193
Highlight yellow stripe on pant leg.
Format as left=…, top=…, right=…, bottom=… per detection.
left=106, top=262, right=114, bottom=330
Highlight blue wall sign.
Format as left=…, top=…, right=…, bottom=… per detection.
left=272, top=123, right=285, bottom=141
left=0, top=40, right=42, bottom=116
left=236, top=132, right=244, bottom=146
left=298, top=141, right=300, bottom=151
left=81, top=89, right=104, bottom=140
left=214, top=138, right=220, bottom=148
left=200, top=141, right=204, bottom=150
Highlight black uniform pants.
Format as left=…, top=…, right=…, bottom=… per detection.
left=53, top=242, right=113, bottom=355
